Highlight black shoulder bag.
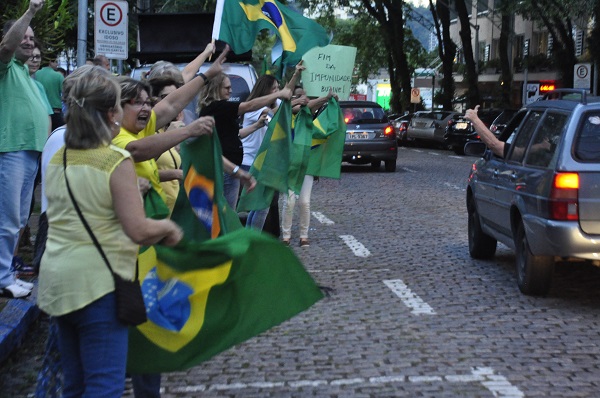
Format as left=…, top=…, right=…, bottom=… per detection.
left=63, top=148, right=147, bottom=326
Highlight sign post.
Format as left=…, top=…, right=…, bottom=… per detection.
left=94, top=0, right=128, bottom=60
left=574, top=63, right=592, bottom=91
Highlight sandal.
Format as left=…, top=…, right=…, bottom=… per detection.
left=0, top=283, right=31, bottom=298
left=299, top=238, right=310, bottom=247
left=282, top=239, right=290, bottom=246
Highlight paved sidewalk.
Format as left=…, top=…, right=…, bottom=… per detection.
left=0, top=283, right=40, bottom=364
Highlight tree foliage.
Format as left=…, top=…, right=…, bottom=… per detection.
left=1, top=0, right=74, bottom=63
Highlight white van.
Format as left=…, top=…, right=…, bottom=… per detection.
left=130, top=62, right=258, bottom=117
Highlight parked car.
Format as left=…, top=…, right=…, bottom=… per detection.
left=489, top=108, right=520, bottom=137
left=391, top=113, right=413, bottom=145
left=443, top=113, right=476, bottom=155
left=341, top=101, right=398, bottom=172
left=407, top=110, right=459, bottom=146
left=465, top=89, right=600, bottom=296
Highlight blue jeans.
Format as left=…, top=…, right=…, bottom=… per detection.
left=132, top=373, right=161, bottom=398
left=0, top=151, right=39, bottom=288
left=56, top=292, right=129, bottom=398
left=223, top=171, right=241, bottom=210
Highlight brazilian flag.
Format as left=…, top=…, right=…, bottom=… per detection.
left=213, top=0, right=330, bottom=65
left=127, top=132, right=323, bottom=373
left=287, top=105, right=314, bottom=193
left=306, top=98, right=347, bottom=179
left=237, top=100, right=292, bottom=211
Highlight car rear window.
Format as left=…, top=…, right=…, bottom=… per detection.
left=574, top=111, right=600, bottom=161
left=343, top=106, right=387, bottom=123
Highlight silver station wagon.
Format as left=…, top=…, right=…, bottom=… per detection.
left=465, top=89, right=600, bottom=295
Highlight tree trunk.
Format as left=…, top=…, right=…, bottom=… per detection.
left=499, top=13, right=513, bottom=108
left=432, top=0, right=456, bottom=110
left=455, top=0, right=480, bottom=108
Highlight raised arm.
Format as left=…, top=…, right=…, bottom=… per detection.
left=153, top=46, right=229, bottom=129
left=124, top=117, right=214, bottom=162
left=284, top=61, right=305, bottom=91
left=181, top=42, right=215, bottom=83
left=307, top=89, right=337, bottom=115
left=0, top=0, right=43, bottom=63
left=464, top=105, right=505, bottom=157
left=239, top=87, right=292, bottom=115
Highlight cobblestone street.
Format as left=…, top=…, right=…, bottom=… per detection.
left=3, top=146, right=600, bottom=397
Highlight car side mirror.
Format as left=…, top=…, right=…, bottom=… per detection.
left=464, top=142, right=488, bottom=157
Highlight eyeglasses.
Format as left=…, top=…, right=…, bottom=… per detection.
left=29, top=55, right=41, bottom=61
left=128, top=98, right=153, bottom=108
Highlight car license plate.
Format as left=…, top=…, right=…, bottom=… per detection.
left=347, top=132, right=369, bottom=140
left=456, top=122, right=469, bottom=129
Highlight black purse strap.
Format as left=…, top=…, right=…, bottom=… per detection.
left=63, top=148, right=139, bottom=280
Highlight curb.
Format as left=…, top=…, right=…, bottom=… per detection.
left=0, top=286, right=40, bottom=364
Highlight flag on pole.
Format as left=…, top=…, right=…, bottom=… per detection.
left=127, top=133, right=323, bottom=373
left=212, top=0, right=330, bottom=65
left=237, top=100, right=292, bottom=211
left=306, top=98, right=347, bottom=179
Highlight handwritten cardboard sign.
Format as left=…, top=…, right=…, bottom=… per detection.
left=301, top=45, right=357, bottom=100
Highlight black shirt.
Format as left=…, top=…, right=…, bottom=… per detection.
left=199, top=100, right=242, bottom=165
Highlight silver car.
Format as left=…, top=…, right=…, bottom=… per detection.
left=407, top=110, right=459, bottom=145
left=465, top=89, right=600, bottom=295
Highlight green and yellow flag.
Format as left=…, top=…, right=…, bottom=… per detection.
left=287, top=105, right=314, bottom=193
left=306, top=98, right=346, bottom=179
left=127, top=133, right=322, bottom=373
left=212, top=0, right=329, bottom=65
left=237, top=100, right=292, bottom=211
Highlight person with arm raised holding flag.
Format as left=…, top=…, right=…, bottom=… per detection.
left=197, top=71, right=292, bottom=210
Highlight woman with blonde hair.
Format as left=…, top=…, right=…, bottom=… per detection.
left=198, top=72, right=292, bottom=209
left=37, top=69, right=183, bottom=397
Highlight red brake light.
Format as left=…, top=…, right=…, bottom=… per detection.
left=344, top=117, right=351, bottom=123
left=549, top=172, right=579, bottom=220
left=384, top=125, right=394, bottom=137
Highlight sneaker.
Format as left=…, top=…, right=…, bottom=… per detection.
left=300, top=238, right=310, bottom=247
left=15, top=279, right=34, bottom=291
left=11, top=256, right=36, bottom=277
left=0, top=283, right=31, bottom=298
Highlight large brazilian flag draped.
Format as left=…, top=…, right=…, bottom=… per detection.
left=127, top=132, right=323, bottom=373
left=306, top=98, right=347, bottom=179
left=212, top=0, right=330, bottom=65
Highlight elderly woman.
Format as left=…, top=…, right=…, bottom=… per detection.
left=113, top=48, right=255, bottom=206
left=37, top=68, right=183, bottom=397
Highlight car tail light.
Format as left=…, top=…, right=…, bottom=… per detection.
left=383, top=125, right=394, bottom=137
left=549, top=172, right=579, bottom=220
left=344, top=117, right=351, bottom=124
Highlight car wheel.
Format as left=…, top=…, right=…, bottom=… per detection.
left=515, top=222, right=554, bottom=296
left=370, top=161, right=381, bottom=170
left=384, top=160, right=396, bottom=172
left=467, top=197, right=497, bottom=259
left=453, top=145, right=465, bottom=155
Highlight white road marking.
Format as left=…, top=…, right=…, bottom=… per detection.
left=339, top=235, right=371, bottom=257
left=383, top=279, right=436, bottom=315
left=448, top=155, right=464, bottom=159
left=308, top=268, right=391, bottom=273
left=312, top=211, right=334, bottom=225
left=412, top=149, right=424, bottom=153
left=444, top=182, right=466, bottom=191
left=168, top=367, right=523, bottom=396
left=428, top=152, right=440, bottom=156
left=401, top=167, right=417, bottom=173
